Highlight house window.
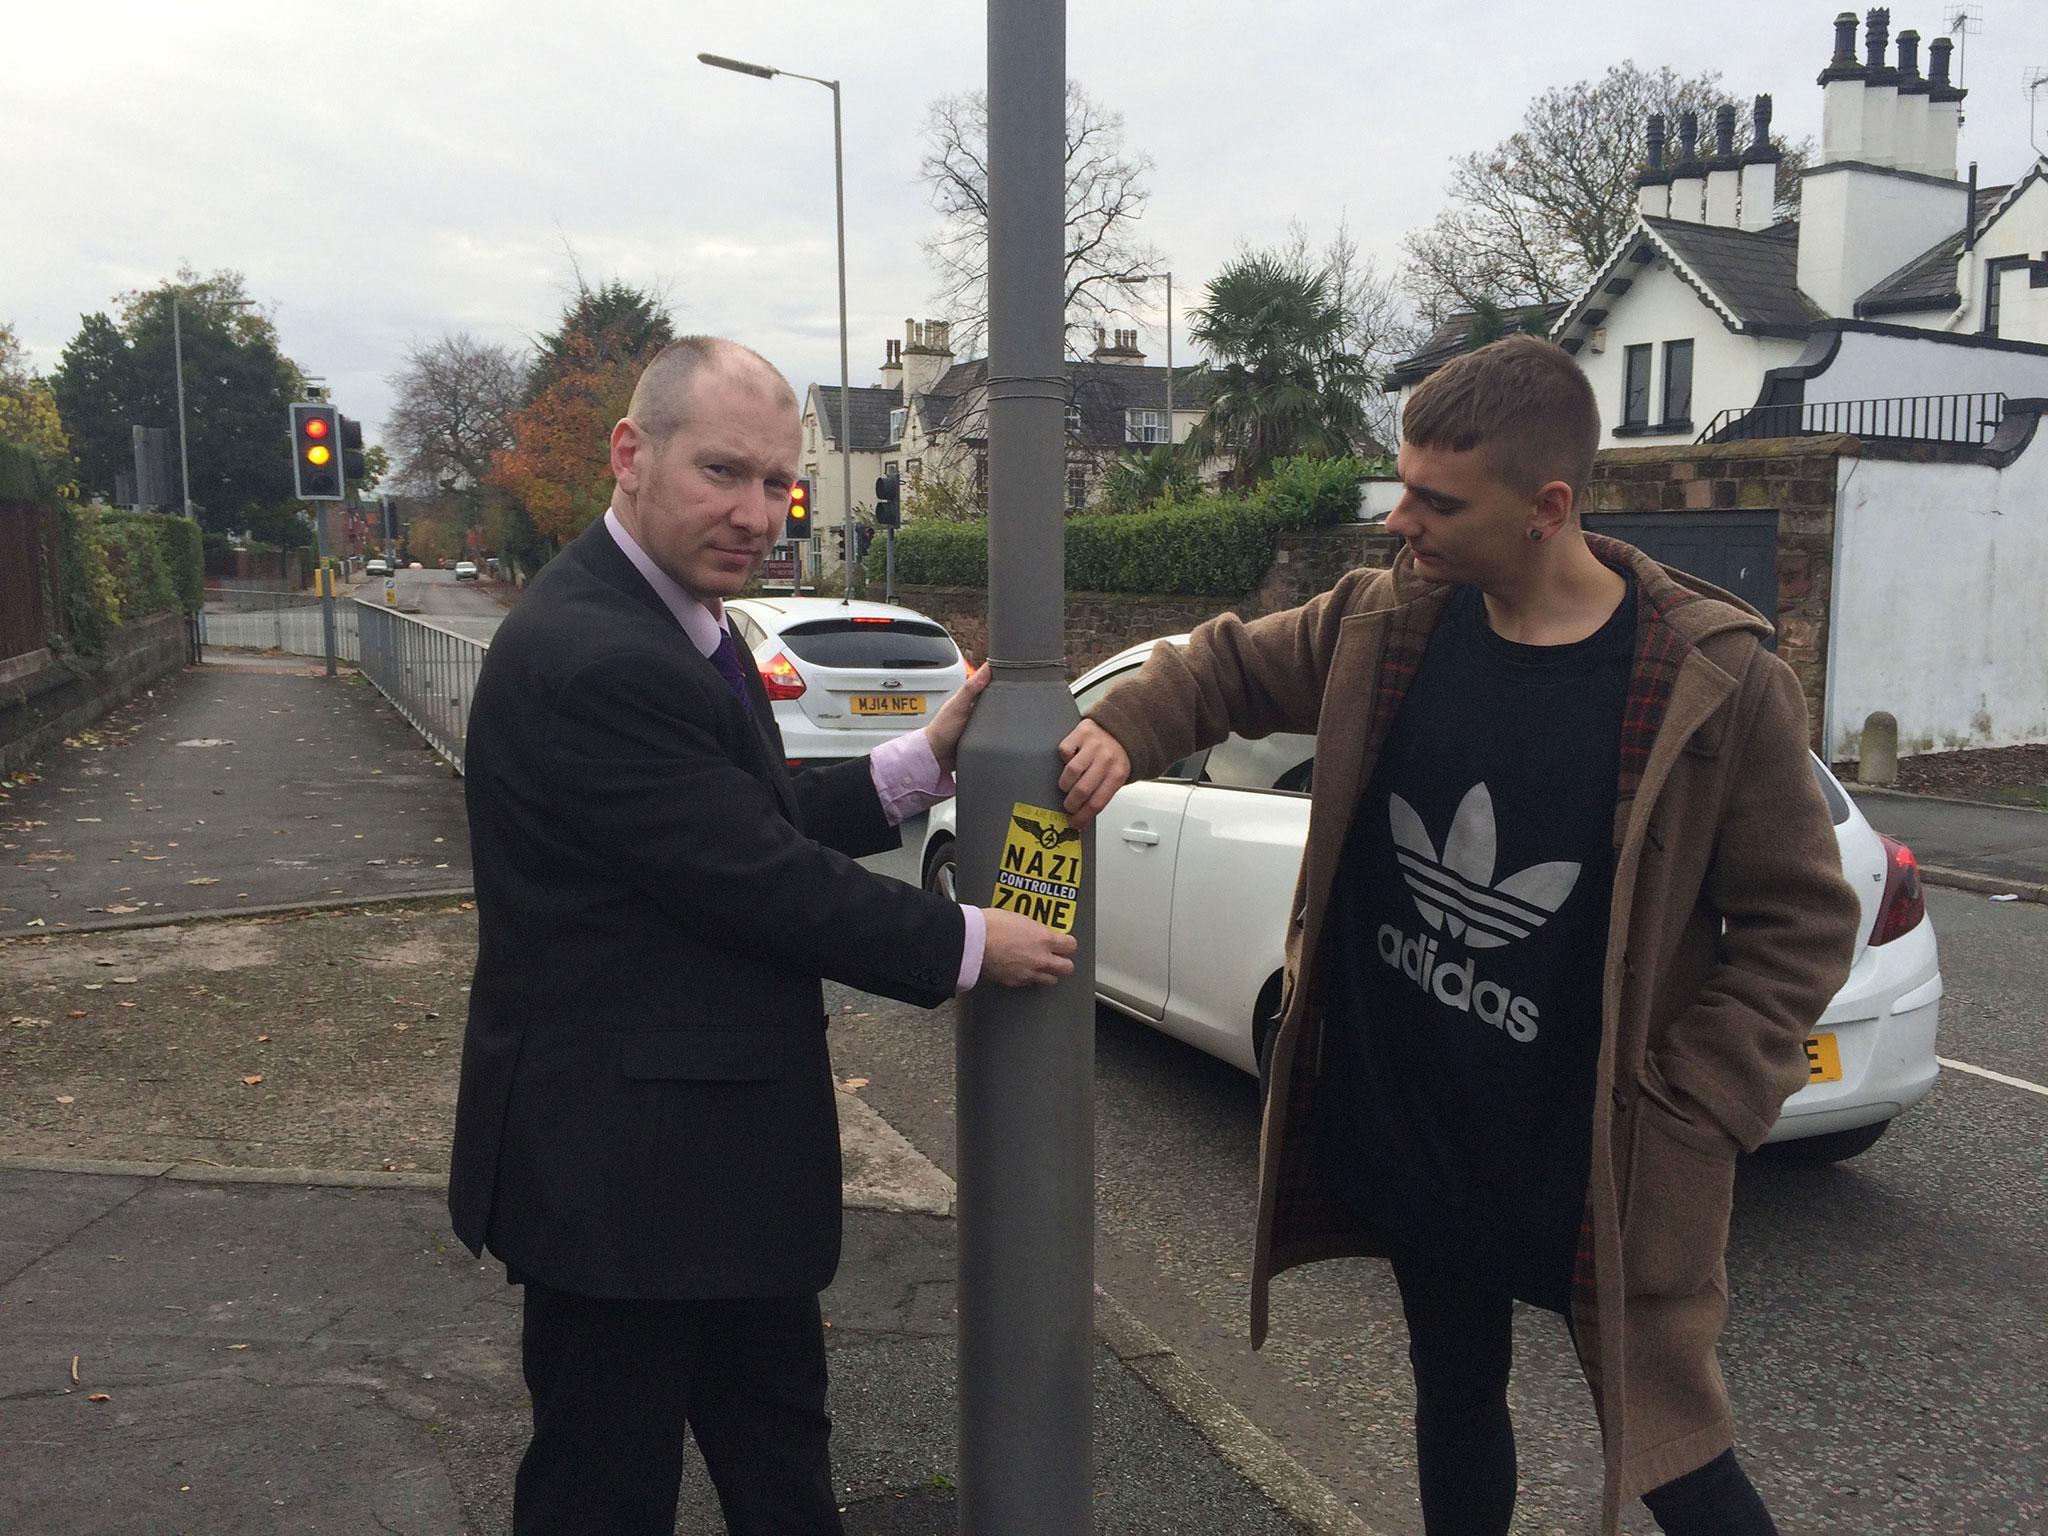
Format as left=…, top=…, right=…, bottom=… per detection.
left=1622, top=345, right=1652, bottom=427
left=1067, top=465, right=1088, bottom=510
left=1660, top=340, right=1694, bottom=425
left=1126, top=408, right=1167, bottom=445
left=1065, top=404, right=1082, bottom=437
left=888, top=407, right=907, bottom=443
left=905, top=458, right=921, bottom=484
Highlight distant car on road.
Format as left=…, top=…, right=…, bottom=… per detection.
left=454, top=561, right=479, bottom=581
left=363, top=557, right=390, bottom=578
left=918, top=636, right=1942, bottom=1164
left=723, top=596, right=968, bottom=770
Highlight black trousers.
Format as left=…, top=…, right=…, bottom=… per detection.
left=513, top=1280, right=843, bottom=1536
left=1389, top=1252, right=1778, bottom=1536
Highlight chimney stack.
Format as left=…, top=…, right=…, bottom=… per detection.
left=1893, top=30, right=1931, bottom=173
left=1818, top=11, right=1868, bottom=163
left=1925, top=35, right=1965, bottom=179
left=1668, top=111, right=1706, bottom=222
left=1860, top=8, right=1899, bottom=167
left=879, top=336, right=903, bottom=393
left=1738, top=95, right=1782, bottom=230
left=1637, top=113, right=1672, bottom=218
left=1705, top=103, right=1742, bottom=225
left=899, top=317, right=954, bottom=404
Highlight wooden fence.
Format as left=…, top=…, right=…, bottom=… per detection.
left=0, top=501, right=62, bottom=662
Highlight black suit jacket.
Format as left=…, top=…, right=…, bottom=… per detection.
left=448, top=521, right=965, bottom=1299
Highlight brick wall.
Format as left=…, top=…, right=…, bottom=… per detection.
left=897, top=524, right=1403, bottom=676
left=1589, top=436, right=1850, bottom=748
left=0, top=613, right=190, bottom=778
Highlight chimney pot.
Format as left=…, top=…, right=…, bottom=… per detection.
left=1678, top=110, right=1699, bottom=162
left=1647, top=112, right=1667, bottom=171
left=1928, top=36, right=1953, bottom=86
left=1897, top=29, right=1921, bottom=80
left=1832, top=11, right=1859, bottom=64
left=1864, top=8, right=1891, bottom=72
left=1714, top=104, right=1737, bottom=158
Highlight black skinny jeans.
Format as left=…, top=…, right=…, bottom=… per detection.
left=1389, top=1252, right=1778, bottom=1536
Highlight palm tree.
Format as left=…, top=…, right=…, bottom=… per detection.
left=1184, top=255, right=1374, bottom=488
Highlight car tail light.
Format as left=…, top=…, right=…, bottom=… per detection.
left=1869, top=834, right=1925, bottom=946
left=759, top=651, right=807, bottom=701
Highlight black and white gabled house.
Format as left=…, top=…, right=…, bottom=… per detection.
left=1391, top=8, right=2048, bottom=452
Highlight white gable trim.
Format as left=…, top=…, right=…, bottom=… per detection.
left=1552, top=220, right=1748, bottom=348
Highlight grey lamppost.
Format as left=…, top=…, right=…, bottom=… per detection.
left=1116, top=271, right=1173, bottom=448
left=698, top=51, right=858, bottom=597
left=171, top=292, right=253, bottom=521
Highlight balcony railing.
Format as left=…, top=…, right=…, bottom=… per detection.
left=1696, top=392, right=2008, bottom=447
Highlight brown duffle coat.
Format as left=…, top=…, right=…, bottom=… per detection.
left=1088, top=535, right=1862, bottom=1531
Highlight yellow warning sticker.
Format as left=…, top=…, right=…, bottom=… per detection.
left=991, top=802, right=1084, bottom=933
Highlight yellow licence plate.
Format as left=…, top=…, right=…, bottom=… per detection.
left=1803, top=1033, right=1843, bottom=1084
left=850, top=694, right=926, bottom=716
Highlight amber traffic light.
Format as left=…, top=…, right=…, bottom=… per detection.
left=290, top=403, right=344, bottom=500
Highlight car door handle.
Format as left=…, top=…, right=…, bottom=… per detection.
left=1119, top=824, right=1161, bottom=846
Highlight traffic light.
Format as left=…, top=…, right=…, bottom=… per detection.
left=290, top=403, right=343, bottom=501
left=785, top=478, right=813, bottom=540
left=339, top=416, right=366, bottom=488
left=873, top=472, right=901, bottom=528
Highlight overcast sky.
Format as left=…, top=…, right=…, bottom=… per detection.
left=6, top=0, right=2043, bottom=451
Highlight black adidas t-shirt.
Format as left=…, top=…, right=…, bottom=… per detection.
left=1322, top=572, right=1636, bottom=1310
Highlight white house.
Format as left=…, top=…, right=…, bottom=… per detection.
left=1391, top=9, right=2048, bottom=451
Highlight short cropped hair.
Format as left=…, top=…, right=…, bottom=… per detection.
left=628, top=336, right=797, bottom=443
left=1400, top=334, right=1601, bottom=502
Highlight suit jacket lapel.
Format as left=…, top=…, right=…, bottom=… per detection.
left=571, top=523, right=801, bottom=825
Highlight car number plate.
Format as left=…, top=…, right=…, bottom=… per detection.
left=850, top=694, right=926, bottom=716
left=1803, top=1032, right=1842, bottom=1083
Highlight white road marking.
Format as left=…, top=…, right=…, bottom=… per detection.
left=1938, top=1056, right=2048, bottom=1099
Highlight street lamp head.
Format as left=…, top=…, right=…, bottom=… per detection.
left=698, top=52, right=777, bottom=79
left=1115, top=272, right=1167, bottom=285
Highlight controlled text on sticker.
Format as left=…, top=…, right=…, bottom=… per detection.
left=993, top=803, right=1084, bottom=933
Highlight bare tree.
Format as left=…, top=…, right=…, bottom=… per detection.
left=384, top=333, right=525, bottom=496
left=1401, top=63, right=1811, bottom=326
left=1278, top=218, right=1418, bottom=451
left=918, top=80, right=1167, bottom=355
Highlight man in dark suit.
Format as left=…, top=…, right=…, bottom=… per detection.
left=449, top=336, right=1075, bottom=1535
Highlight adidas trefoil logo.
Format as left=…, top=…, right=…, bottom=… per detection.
left=1389, top=784, right=1580, bottom=951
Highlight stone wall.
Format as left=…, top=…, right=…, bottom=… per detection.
left=1589, top=436, right=1849, bottom=748
left=0, top=613, right=191, bottom=778
left=896, top=524, right=1403, bottom=676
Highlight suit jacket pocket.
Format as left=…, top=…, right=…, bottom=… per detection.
left=617, top=1027, right=800, bottom=1082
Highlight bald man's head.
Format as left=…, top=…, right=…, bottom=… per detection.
left=627, top=336, right=798, bottom=445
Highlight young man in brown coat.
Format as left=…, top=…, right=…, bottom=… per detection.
left=1057, top=336, right=1862, bottom=1535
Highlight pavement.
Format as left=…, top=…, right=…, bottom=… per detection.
left=1848, top=787, right=2048, bottom=896
left=0, top=662, right=1323, bottom=1535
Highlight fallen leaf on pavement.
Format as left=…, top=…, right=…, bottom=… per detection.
left=118, top=1001, right=137, bottom=1010
left=256, top=1034, right=270, bottom=1042
left=186, top=877, right=220, bottom=886
left=88, top=1393, right=110, bottom=1403
left=112, top=976, right=137, bottom=984
left=71, top=1356, right=79, bottom=1383
left=241, top=1074, right=264, bottom=1086
left=66, top=1010, right=86, bottom=1018
left=458, top=901, right=475, bottom=911
left=56, top=1095, right=74, bottom=1105
left=842, top=1077, right=870, bottom=1090
left=102, top=904, right=139, bottom=914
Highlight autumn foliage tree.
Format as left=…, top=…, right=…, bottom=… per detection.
left=487, top=333, right=643, bottom=545
left=487, top=279, right=675, bottom=557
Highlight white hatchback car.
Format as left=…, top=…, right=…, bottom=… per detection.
left=725, top=597, right=969, bottom=769
left=921, top=638, right=1942, bottom=1163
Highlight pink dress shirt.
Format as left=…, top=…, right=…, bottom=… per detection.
left=603, top=509, right=985, bottom=989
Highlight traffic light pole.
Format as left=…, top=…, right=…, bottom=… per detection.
left=308, top=502, right=337, bottom=678
left=955, top=2, right=1092, bottom=1531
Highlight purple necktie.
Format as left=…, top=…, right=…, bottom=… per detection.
left=709, top=627, right=754, bottom=717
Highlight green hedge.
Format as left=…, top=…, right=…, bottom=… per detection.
left=0, top=440, right=59, bottom=502
left=871, top=455, right=1367, bottom=597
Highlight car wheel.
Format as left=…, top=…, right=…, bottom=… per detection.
left=1755, top=1118, right=1891, bottom=1165
left=923, top=838, right=958, bottom=902
left=1253, top=973, right=1285, bottom=1087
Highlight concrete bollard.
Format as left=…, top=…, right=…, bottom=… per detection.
left=1859, top=711, right=1899, bottom=786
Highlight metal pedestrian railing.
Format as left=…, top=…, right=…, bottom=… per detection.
left=199, top=588, right=361, bottom=660
left=350, top=599, right=488, bottom=772
left=1697, top=392, right=2009, bottom=446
